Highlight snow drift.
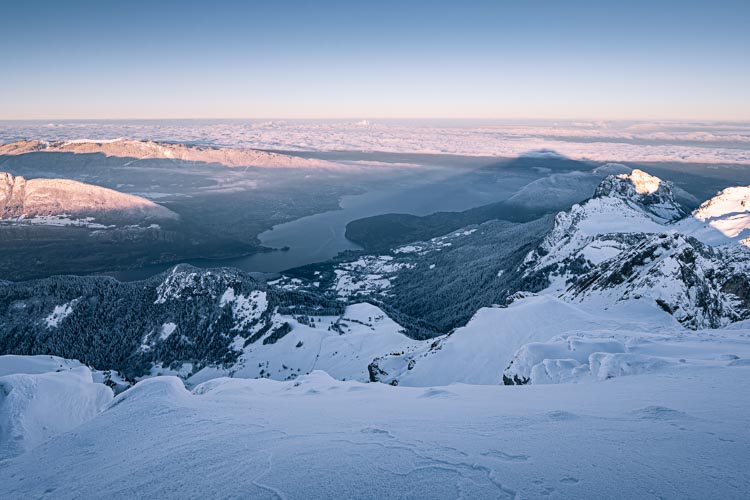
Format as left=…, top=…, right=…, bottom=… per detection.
left=0, top=359, right=112, bottom=459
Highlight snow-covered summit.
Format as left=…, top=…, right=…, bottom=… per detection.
left=593, top=168, right=686, bottom=222
left=523, top=171, right=673, bottom=286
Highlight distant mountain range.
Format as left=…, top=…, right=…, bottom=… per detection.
left=0, top=139, right=342, bottom=169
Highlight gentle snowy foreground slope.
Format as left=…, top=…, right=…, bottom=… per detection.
left=0, top=364, right=748, bottom=499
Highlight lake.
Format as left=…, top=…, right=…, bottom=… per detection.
left=100, top=165, right=533, bottom=281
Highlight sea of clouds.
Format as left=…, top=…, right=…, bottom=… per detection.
left=1, top=119, right=749, bottom=164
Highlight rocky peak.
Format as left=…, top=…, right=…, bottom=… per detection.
left=593, top=169, right=685, bottom=222
left=153, top=265, right=249, bottom=305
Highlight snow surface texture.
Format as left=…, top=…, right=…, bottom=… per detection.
left=1, top=120, right=749, bottom=164
left=0, top=357, right=113, bottom=460
left=0, top=355, right=84, bottom=377
left=0, top=364, right=748, bottom=499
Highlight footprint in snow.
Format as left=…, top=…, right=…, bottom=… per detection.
left=632, top=406, right=691, bottom=421
left=360, top=427, right=395, bottom=439
left=545, top=410, right=579, bottom=421
left=718, top=354, right=740, bottom=361
left=418, top=388, right=456, bottom=399
left=540, top=486, right=557, bottom=496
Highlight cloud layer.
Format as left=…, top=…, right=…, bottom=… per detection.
left=1, top=120, right=748, bottom=164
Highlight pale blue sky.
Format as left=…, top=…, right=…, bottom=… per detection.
left=2, top=0, right=748, bottom=120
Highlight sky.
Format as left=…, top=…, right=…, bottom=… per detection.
left=1, top=0, right=748, bottom=121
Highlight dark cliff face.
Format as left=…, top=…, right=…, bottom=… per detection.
left=0, top=172, right=26, bottom=217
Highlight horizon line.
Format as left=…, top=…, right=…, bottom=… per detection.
left=1, top=117, right=749, bottom=124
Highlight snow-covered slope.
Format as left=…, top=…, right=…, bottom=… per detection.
left=0, top=172, right=176, bottom=221
left=369, top=295, right=626, bottom=386
left=677, top=186, right=750, bottom=247
left=187, top=303, right=419, bottom=386
left=0, top=361, right=748, bottom=499
left=0, top=354, right=84, bottom=377
left=368, top=289, right=697, bottom=387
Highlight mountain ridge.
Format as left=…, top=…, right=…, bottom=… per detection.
left=0, top=172, right=176, bottom=222
left=0, top=139, right=344, bottom=170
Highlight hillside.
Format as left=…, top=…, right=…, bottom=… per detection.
left=0, top=172, right=176, bottom=222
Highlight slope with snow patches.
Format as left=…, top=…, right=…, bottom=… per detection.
left=186, top=302, right=419, bottom=385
